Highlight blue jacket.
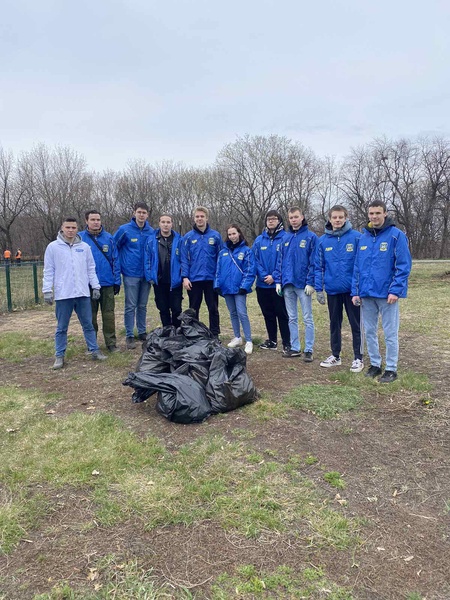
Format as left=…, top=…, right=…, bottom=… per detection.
left=181, top=225, right=223, bottom=282
left=351, top=218, right=412, bottom=298
left=274, top=223, right=317, bottom=288
left=214, top=240, right=256, bottom=295
left=42, top=233, right=99, bottom=300
left=113, top=218, right=154, bottom=278
left=253, top=226, right=287, bottom=288
left=79, top=227, right=121, bottom=287
left=144, top=229, right=183, bottom=289
left=314, top=221, right=361, bottom=295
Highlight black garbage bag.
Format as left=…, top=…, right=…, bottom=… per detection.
left=205, top=347, right=259, bottom=414
left=178, top=308, right=217, bottom=341
left=169, top=339, right=217, bottom=387
left=136, top=326, right=176, bottom=372
left=123, top=371, right=212, bottom=423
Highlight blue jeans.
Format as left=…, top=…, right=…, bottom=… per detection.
left=55, top=297, right=99, bottom=357
left=361, top=297, right=399, bottom=372
left=123, top=276, right=151, bottom=338
left=283, top=285, right=314, bottom=352
left=224, top=294, right=252, bottom=341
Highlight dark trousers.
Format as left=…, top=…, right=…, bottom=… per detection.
left=327, top=293, right=362, bottom=360
left=154, top=283, right=183, bottom=328
left=256, top=286, right=290, bottom=346
left=188, top=280, right=220, bottom=335
left=91, top=285, right=116, bottom=349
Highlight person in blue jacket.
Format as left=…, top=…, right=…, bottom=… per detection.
left=253, top=210, right=290, bottom=352
left=79, top=210, right=121, bottom=352
left=274, top=206, right=318, bottom=361
left=181, top=206, right=223, bottom=337
left=315, top=205, right=363, bottom=372
left=352, top=200, right=412, bottom=383
left=214, top=224, right=256, bottom=354
left=113, top=202, right=154, bottom=349
left=144, top=214, right=183, bottom=328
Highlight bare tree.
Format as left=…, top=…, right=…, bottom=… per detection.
left=0, top=147, right=30, bottom=250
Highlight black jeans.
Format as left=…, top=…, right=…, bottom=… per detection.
left=327, top=293, right=362, bottom=360
left=154, top=283, right=183, bottom=328
left=256, top=286, right=290, bottom=346
left=188, top=280, right=220, bottom=335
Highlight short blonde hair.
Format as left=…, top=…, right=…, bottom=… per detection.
left=193, top=206, right=209, bottom=218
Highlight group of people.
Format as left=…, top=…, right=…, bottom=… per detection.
left=42, top=200, right=412, bottom=383
left=3, top=248, right=22, bottom=264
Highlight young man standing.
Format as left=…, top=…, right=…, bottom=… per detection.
left=42, top=217, right=107, bottom=369
left=253, top=210, right=290, bottom=351
left=352, top=201, right=412, bottom=383
left=79, top=210, right=121, bottom=352
left=315, top=205, right=363, bottom=372
left=181, top=206, right=223, bottom=337
left=114, top=203, right=154, bottom=349
left=144, top=214, right=183, bottom=328
left=275, top=206, right=317, bottom=362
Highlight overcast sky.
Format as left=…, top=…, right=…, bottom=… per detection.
left=1, top=0, right=449, bottom=171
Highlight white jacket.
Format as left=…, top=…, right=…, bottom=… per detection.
left=42, top=233, right=100, bottom=300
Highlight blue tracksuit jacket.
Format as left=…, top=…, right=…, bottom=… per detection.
left=144, top=229, right=183, bottom=289
left=214, top=240, right=256, bottom=295
left=181, top=225, right=223, bottom=282
left=79, top=227, right=121, bottom=287
left=274, top=223, right=317, bottom=288
left=314, top=221, right=361, bottom=295
left=113, top=218, right=154, bottom=278
left=253, top=227, right=287, bottom=288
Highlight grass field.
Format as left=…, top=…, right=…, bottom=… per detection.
left=0, top=261, right=449, bottom=599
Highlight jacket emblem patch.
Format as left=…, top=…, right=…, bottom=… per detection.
left=208, top=238, right=215, bottom=245
left=261, top=246, right=268, bottom=250
left=325, top=247, right=333, bottom=251
left=238, top=252, right=245, bottom=260
left=191, top=239, right=198, bottom=244
left=360, top=245, right=368, bottom=250
left=75, top=248, right=84, bottom=252
left=346, top=244, right=354, bottom=252
left=102, top=245, right=109, bottom=253
left=380, top=242, right=388, bottom=252
left=223, top=252, right=229, bottom=256
left=299, top=240, right=306, bottom=248
left=130, top=238, right=138, bottom=242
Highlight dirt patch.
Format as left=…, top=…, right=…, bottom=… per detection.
left=1, top=310, right=450, bottom=599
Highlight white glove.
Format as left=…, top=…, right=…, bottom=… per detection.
left=92, top=288, right=101, bottom=301
left=316, top=291, right=326, bottom=305
left=44, top=292, right=53, bottom=305
left=276, top=284, right=283, bottom=296
left=304, top=285, right=315, bottom=296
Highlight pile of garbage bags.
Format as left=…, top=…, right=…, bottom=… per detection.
left=123, top=309, right=259, bottom=424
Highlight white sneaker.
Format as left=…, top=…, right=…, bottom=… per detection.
left=227, top=337, right=243, bottom=348
left=320, top=355, right=342, bottom=368
left=350, top=359, right=364, bottom=373
left=244, top=341, right=253, bottom=355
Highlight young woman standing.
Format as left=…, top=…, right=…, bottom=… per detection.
left=214, top=225, right=256, bottom=354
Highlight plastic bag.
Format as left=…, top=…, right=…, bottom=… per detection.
left=206, top=347, right=259, bottom=414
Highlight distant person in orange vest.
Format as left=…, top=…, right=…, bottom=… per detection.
left=3, top=249, right=11, bottom=264
left=15, top=249, right=22, bottom=265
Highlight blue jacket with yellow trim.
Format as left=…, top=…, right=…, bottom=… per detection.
left=181, top=225, right=223, bottom=282
left=144, top=229, right=183, bottom=289
left=253, top=227, right=287, bottom=288
left=214, top=240, right=256, bottom=295
left=274, top=222, right=317, bottom=288
left=314, top=221, right=361, bottom=295
left=351, top=218, right=412, bottom=298
left=79, top=227, right=121, bottom=287
left=113, top=218, right=154, bottom=278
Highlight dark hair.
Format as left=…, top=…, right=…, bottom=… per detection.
left=328, top=205, right=348, bottom=218
left=134, top=202, right=149, bottom=212
left=288, top=206, right=304, bottom=215
left=159, top=213, right=173, bottom=221
left=62, top=217, right=77, bottom=224
left=85, top=210, right=101, bottom=220
left=368, top=200, right=387, bottom=212
left=226, top=224, right=247, bottom=245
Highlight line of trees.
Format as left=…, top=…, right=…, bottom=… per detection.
left=1, top=134, right=449, bottom=258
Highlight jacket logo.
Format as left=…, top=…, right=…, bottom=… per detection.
left=299, top=240, right=306, bottom=248
left=175, top=248, right=179, bottom=255
left=261, top=246, right=268, bottom=250
left=346, top=244, right=354, bottom=252
left=208, top=237, right=215, bottom=245
left=75, top=248, right=84, bottom=252
left=360, top=246, right=367, bottom=250
left=130, top=238, right=138, bottom=242
left=223, top=252, right=229, bottom=256
left=380, top=242, right=388, bottom=252
left=276, top=244, right=280, bottom=251
left=102, top=245, right=109, bottom=253
left=284, top=242, right=289, bottom=246
left=191, top=239, right=198, bottom=244
left=238, top=252, right=244, bottom=260
left=325, top=247, right=333, bottom=251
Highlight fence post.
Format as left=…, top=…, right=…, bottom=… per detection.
left=5, top=265, right=12, bottom=312
left=33, top=263, right=40, bottom=304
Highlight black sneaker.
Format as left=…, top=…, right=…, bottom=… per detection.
left=282, top=349, right=301, bottom=358
left=303, top=351, right=313, bottom=363
left=138, top=333, right=147, bottom=341
left=282, top=345, right=291, bottom=355
left=259, top=340, right=277, bottom=350
left=379, top=370, right=398, bottom=383
left=365, top=365, right=382, bottom=378
left=126, top=337, right=137, bottom=350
